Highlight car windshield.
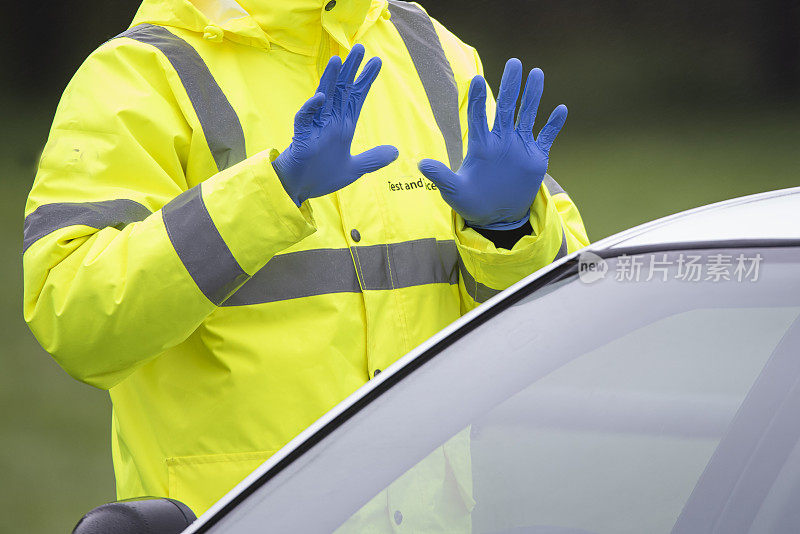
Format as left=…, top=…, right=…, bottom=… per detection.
left=198, top=246, right=800, bottom=534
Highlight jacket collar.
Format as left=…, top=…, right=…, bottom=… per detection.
left=131, top=0, right=388, bottom=55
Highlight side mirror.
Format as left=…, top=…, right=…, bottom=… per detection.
left=72, top=497, right=196, bottom=534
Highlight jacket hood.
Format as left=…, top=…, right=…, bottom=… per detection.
left=131, top=0, right=389, bottom=55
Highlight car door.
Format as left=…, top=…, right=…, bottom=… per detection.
left=188, top=244, right=800, bottom=534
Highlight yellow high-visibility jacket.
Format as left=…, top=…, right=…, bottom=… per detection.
left=23, top=0, right=588, bottom=520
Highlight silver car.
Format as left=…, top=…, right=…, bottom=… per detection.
left=76, top=187, right=800, bottom=534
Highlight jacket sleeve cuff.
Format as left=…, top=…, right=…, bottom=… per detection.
left=200, top=149, right=316, bottom=275
left=454, top=188, right=564, bottom=291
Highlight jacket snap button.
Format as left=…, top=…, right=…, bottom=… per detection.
left=202, top=25, right=224, bottom=43
left=325, top=0, right=337, bottom=11
left=394, top=510, right=403, bottom=525
left=350, top=229, right=361, bottom=242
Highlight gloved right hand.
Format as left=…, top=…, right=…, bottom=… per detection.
left=418, top=60, right=567, bottom=230
left=272, top=44, right=399, bottom=207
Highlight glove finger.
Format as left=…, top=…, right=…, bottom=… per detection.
left=316, top=55, right=342, bottom=95
left=467, top=76, right=490, bottom=144
left=536, top=104, right=568, bottom=155
left=341, top=44, right=366, bottom=86
left=352, top=144, right=400, bottom=176
left=318, top=56, right=342, bottom=123
left=516, top=68, right=544, bottom=140
left=349, top=57, right=383, bottom=120
left=492, top=58, right=523, bottom=134
left=418, top=158, right=459, bottom=195
left=294, top=92, right=327, bottom=133
left=334, top=44, right=365, bottom=115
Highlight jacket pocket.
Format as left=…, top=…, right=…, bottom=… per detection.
left=166, top=450, right=276, bottom=517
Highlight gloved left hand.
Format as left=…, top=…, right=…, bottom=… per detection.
left=418, top=59, right=568, bottom=230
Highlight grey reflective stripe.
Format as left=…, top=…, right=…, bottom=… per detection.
left=544, top=174, right=567, bottom=196
left=223, top=239, right=458, bottom=307
left=22, top=199, right=152, bottom=253
left=117, top=24, right=247, bottom=172
left=351, top=239, right=458, bottom=290
left=225, top=248, right=360, bottom=306
left=388, top=1, right=463, bottom=170
left=459, top=225, right=570, bottom=304
left=162, top=186, right=249, bottom=305
left=554, top=225, right=568, bottom=261
left=457, top=256, right=501, bottom=304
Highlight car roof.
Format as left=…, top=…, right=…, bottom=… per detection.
left=590, top=187, right=800, bottom=252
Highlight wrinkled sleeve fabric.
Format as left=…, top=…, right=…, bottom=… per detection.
left=453, top=183, right=588, bottom=312
left=23, top=38, right=315, bottom=389
left=431, top=20, right=590, bottom=313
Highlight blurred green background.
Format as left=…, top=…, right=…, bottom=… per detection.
left=1, top=0, right=798, bottom=531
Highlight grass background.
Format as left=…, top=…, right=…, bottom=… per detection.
left=1, top=0, right=799, bottom=530
left=0, top=107, right=115, bottom=531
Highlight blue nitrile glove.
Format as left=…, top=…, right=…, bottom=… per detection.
left=272, top=44, right=399, bottom=206
left=418, top=59, right=568, bottom=230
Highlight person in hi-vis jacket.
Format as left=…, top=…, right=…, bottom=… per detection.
left=23, top=0, right=588, bottom=529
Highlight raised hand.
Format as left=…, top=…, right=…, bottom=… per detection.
left=418, top=59, right=568, bottom=230
left=273, top=44, right=399, bottom=206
